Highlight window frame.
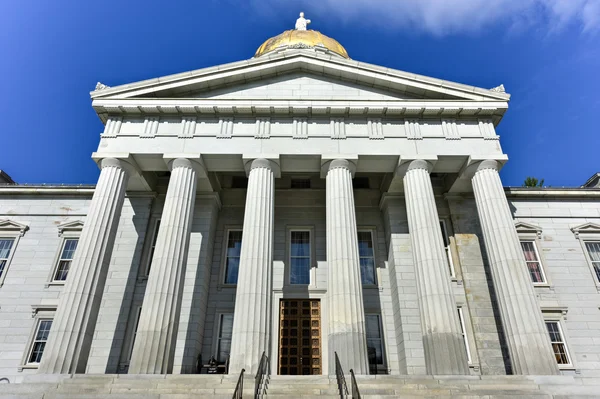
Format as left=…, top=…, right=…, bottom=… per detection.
left=19, top=306, right=56, bottom=370
left=439, top=219, right=456, bottom=279
left=287, top=228, right=313, bottom=286
left=47, top=222, right=83, bottom=286
left=214, top=312, right=234, bottom=363
left=519, top=239, right=548, bottom=286
left=571, top=223, right=600, bottom=290
left=583, top=241, right=600, bottom=283
left=364, top=313, right=386, bottom=372
left=515, top=222, right=551, bottom=288
left=457, top=307, right=472, bottom=364
left=220, top=227, right=243, bottom=287
left=0, top=219, right=27, bottom=287
left=357, top=229, right=378, bottom=287
left=545, top=319, right=573, bottom=369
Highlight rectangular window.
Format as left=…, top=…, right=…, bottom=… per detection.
left=457, top=307, right=472, bottom=363
left=546, top=321, right=571, bottom=366
left=224, top=230, right=242, bottom=284
left=520, top=240, right=546, bottom=284
left=27, top=319, right=52, bottom=364
left=358, top=231, right=376, bottom=285
left=365, top=314, right=384, bottom=367
left=0, top=238, right=15, bottom=278
left=53, top=239, right=78, bottom=281
left=290, top=231, right=310, bottom=284
left=217, top=314, right=233, bottom=363
left=584, top=242, right=600, bottom=282
left=145, top=219, right=161, bottom=275
left=439, top=220, right=455, bottom=277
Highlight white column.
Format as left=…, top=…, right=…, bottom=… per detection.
left=229, top=158, right=274, bottom=374
left=402, top=159, right=469, bottom=375
left=326, top=159, right=369, bottom=374
left=129, top=158, right=199, bottom=374
left=39, top=158, right=129, bottom=373
left=472, top=160, right=558, bottom=375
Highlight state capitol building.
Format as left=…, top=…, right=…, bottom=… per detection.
left=1, top=13, right=600, bottom=398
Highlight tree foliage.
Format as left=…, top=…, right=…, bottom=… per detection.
left=523, top=176, right=545, bottom=187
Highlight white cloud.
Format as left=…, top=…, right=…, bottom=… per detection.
left=250, top=0, right=600, bottom=36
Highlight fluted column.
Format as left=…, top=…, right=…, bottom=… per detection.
left=402, top=159, right=469, bottom=375
left=326, top=159, right=369, bottom=374
left=472, top=160, right=558, bottom=375
left=229, top=158, right=274, bottom=374
left=129, top=158, right=199, bottom=374
left=39, top=158, right=129, bottom=373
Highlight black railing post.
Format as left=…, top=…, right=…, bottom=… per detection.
left=232, top=368, right=245, bottom=399
left=254, top=351, right=270, bottom=399
left=350, top=369, right=361, bottom=399
left=334, top=352, right=349, bottom=399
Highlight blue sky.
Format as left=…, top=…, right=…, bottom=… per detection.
left=1, top=0, right=598, bottom=187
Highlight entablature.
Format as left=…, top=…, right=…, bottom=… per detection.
left=92, top=99, right=508, bottom=126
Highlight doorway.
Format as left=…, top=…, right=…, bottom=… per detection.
left=278, top=299, right=321, bottom=375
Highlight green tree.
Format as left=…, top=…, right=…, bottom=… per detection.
left=523, top=176, right=545, bottom=187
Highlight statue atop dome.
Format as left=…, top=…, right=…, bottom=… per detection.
left=295, top=12, right=311, bottom=31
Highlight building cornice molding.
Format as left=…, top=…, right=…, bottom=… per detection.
left=91, top=51, right=510, bottom=103
left=92, top=99, right=507, bottom=124
left=505, top=188, right=600, bottom=198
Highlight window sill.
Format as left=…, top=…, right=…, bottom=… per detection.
left=362, top=284, right=379, bottom=289
left=533, top=283, right=552, bottom=289
left=18, top=364, right=39, bottom=372
left=217, top=283, right=237, bottom=290
left=558, top=365, right=577, bottom=371
left=45, top=281, right=66, bottom=288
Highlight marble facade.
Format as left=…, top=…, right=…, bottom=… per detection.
left=1, top=30, right=600, bottom=386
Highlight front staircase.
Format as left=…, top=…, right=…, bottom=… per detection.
left=1, top=373, right=600, bottom=398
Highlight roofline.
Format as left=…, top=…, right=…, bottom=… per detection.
left=2, top=185, right=600, bottom=200
left=90, top=50, right=511, bottom=102
left=505, top=187, right=600, bottom=198
left=581, top=172, right=600, bottom=188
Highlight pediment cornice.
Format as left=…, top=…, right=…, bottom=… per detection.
left=91, top=51, right=510, bottom=103
left=514, top=221, right=542, bottom=238
left=0, top=219, right=29, bottom=236
left=57, top=220, right=85, bottom=236
left=571, top=222, right=600, bottom=238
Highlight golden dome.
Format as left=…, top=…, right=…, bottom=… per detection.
left=254, top=29, right=349, bottom=59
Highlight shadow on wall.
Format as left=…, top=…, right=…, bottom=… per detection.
left=105, top=198, right=152, bottom=373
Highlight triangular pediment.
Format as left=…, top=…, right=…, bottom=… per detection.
left=91, top=50, right=510, bottom=103
left=182, top=72, right=421, bottom=101
left=515, top=221, right=543, bottom=233
left=571, top=222, right=600, bottom=237
left=57, top=220, right=85, bottom=236
left=0, top=219, right=29, bottom=236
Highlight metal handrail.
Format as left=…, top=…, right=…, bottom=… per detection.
left=254, top=351, right=270, bottom=398
left=232, top=368, right=245, bottom=399
left=334, top=352, right=349, bottom=399
left=350, top=369, right=361, bottom=399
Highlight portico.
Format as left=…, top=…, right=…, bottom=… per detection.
left=35, top=19, right=561, bottom=379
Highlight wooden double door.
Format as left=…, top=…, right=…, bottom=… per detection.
left=278, top=299, right=322, bottom=375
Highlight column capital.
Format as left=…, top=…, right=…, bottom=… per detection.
left=459, top=156, right=508, bottom=179
left=242, top=155, right=281, bottom=177
left=320, top=157, right=357, bottom=177
left=395, top=156, right=437, bottom=179
left=92, top=153, right=140, bottom=176
left=163, top=154, right=207, bottom=178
